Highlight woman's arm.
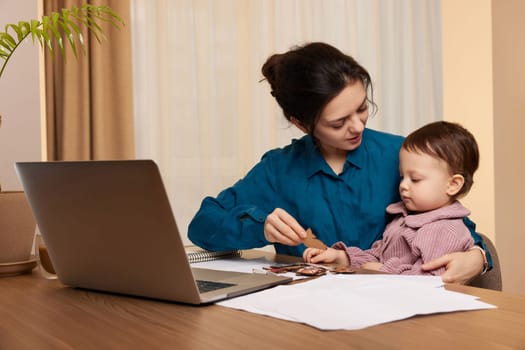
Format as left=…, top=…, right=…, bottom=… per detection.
left=421, top=217, right=491, bottom=284
left=188, top=155, right=278, bottom=251
left=421, top=249, right=484, bottom=284
left=463, top=217, right=493, bottom=269
left=380, top=222, right=474, bottom=276
left=188, top=192, right=270, bottom=251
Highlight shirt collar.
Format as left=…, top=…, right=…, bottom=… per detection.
left=303, top=129, right=370, bottom=178
left=303, top=136, right=328, bottom=178
left=345, top=128, right=369, bottom=169
left=387, top=201, right=471, bottom=229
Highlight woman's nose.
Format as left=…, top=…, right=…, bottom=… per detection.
left=346, top=115, right=365, bottom=133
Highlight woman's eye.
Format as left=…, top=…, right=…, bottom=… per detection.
left=357, top=104, right=368, bottom=113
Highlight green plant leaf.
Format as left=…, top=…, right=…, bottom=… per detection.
left=40, top=16, right=54, bottom=52
left=30, top=19, right=43, bottom=46
left=0, top=4, right=124, bottom=80
left=48, top=13, right=66, bottom=56
left=61, top=9, right=82, bottom=55
left=5, top=23, right=24, bottom=42
left=18, top=21, right=31, bottom=36
left=57, top=20, right=78, bottom=57
left=1, top=33, right=16, bottom=49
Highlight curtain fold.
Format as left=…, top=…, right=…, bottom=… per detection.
left=131, top=0, right=443, bottom=242
left=44, top=0, right=134, bottom=160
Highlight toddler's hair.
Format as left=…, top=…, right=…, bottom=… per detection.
left=402, top=121, right=479, bottom=198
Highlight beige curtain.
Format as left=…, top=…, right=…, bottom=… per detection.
left=44, top=0, right=134, bottom=160
left=131, top=1, right=443, bottom=243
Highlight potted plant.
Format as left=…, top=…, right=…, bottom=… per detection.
left=0, top=4, right=123, bottom=276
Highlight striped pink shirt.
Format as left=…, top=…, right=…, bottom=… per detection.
left=333, top=201, right=474, bottom=275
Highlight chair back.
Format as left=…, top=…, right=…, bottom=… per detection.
left=468, top=233, right=502, bottom=291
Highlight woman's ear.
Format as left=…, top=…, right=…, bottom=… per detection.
left=446, top=174, right=465, bottom=197
left=290, top=117, right=308, bottom=134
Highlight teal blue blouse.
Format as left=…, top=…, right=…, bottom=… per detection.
left=188, top=128, right=491, bottom=267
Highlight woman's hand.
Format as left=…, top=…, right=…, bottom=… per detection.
left=264, top=208, right=306, bottom=246
left=421, top=249, right=484, bottom=284
left=303, top=247, right=350, bottom=266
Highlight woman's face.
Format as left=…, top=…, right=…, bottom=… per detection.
left=313, top=81, right=369, bottom=156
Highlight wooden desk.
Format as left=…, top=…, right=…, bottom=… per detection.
left=1, top=251, right=524, bottom=349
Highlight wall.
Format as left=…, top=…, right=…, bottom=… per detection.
left=491, top=0, right=525, bottom=295
left=442, top=0, right=525, bottom=294
left=442, top=0, right=495, bottom=243
left=0, top=0, right=42, bottom=191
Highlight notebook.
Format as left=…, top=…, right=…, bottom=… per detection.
left=15, top=160, right=292, bottom=305
left=185, top=246, right=242, bottom=263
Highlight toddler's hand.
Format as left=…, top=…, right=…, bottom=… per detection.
left=303, top=247, right=349, bottom=266
left=303, top=247, right=324, bottom=262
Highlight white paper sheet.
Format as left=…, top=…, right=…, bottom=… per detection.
left=218, top=274, right=497, bottom=330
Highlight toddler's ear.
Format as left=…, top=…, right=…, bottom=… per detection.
left=446, top=174, right=465, bottom=196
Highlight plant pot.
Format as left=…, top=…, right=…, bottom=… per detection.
left=0, top=191, right=37, bottom=276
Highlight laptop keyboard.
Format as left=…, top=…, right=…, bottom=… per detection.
left=196, top=280, right=237, bottom=293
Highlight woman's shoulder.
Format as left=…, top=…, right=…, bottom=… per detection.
left=256, top=135, right=319, bottom=177
left=362, top=128, right=404, bottom=157
left=262, top=135, right=312, bottom=159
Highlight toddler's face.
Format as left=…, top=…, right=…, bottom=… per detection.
left=398, top=149, right=454, bottom=212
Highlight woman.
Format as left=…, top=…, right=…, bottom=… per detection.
left=188, top=42, right=488, bottom=283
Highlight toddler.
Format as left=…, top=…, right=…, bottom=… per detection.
left=303, top=121, right=479, bottom=275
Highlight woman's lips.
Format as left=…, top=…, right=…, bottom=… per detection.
left=347, top=134, right=361, bottom=144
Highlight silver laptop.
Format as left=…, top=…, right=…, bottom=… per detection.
left=16, top=160, right=291, bottom=304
